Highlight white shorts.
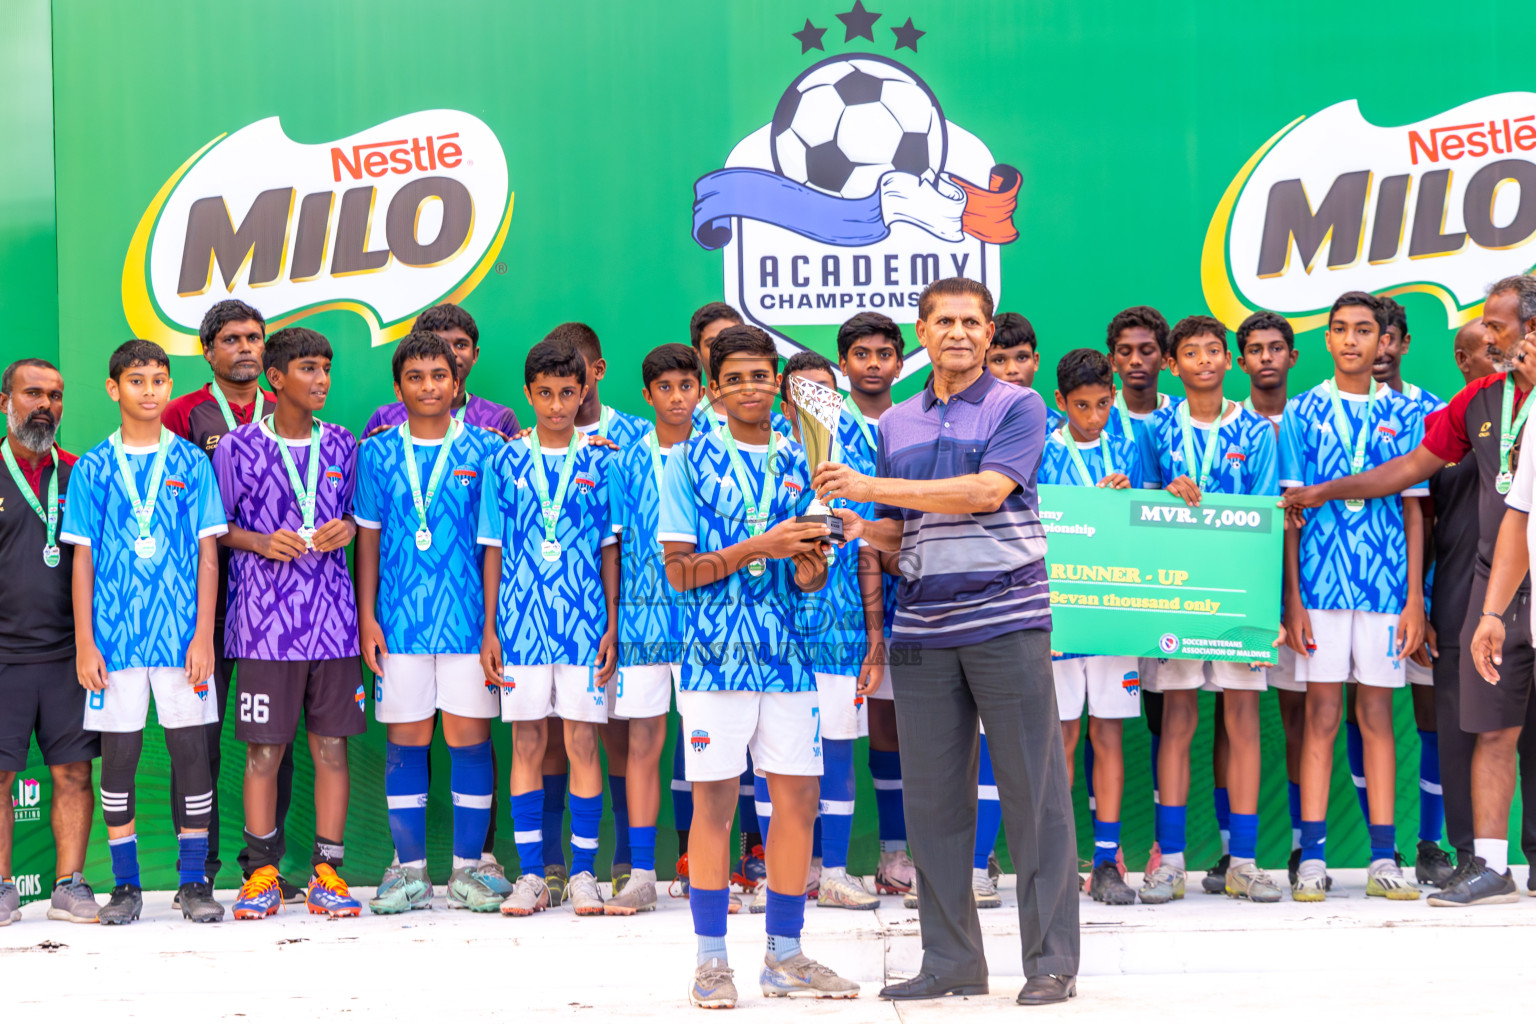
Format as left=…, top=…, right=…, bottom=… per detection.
left=1052, top=656, right=1142, bottom=720
left=815, top=673, right=862, bottom=740
left=1152, top=658, right=1268, bottom=692
left=1406, top=657, right=1433, bottom=686
left=498, top=664, right=609, bottom=723
left=612, top=663, right=678, bottom=720
left=84, top=667, right=219, bottom=732
left=374, top=653, right=499, bottom=723
left=676, top=689, right=822, bottom=782
left=869, top=669, right=894, bottom=702
left=1297, top=609, right=1406, bottom=688
left=1268, top=645, right=1303, bottom=693
left=1138, top=657, right=1167, bottom=693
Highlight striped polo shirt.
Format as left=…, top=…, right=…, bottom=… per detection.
left=874, top=369, right=1050, bottom=647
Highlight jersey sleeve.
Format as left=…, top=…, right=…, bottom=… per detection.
left=211, top=433, right=244, bottom=525
left=979, top=389, right=1045, bottom=492
left=1422, top=379, right=1482, bottom=464
left=1278, top=400, right=1306, bottom=488
left=597, top=450, right=619, bottom=548
left=1508, top=418, right=1536, bottom=513
left=190, top=454, right=228, bottom=538
left=1247, top=420, right=1280, bottom=496
left=476, top=449, right=506, bottom=547
left=57, top=454, right=102, bottom=548
left=657, top=443, right=698, bottom=545
left=1400, top=403, right=1431, bottom=498
left=352, top=440, right=383, bottom=529
left=162, top=393, right=194, bottom=441
left=337, top=433, right=359, bottom=519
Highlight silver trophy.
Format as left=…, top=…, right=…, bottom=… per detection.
left=788, top=374, right=846, bottom=543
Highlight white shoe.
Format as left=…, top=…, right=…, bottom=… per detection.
left=817, top=869, right=879, bottom=910
left=972, top=868, right=1001, bottom=909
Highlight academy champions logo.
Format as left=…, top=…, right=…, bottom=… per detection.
left=1205, top=93, right=1536, bottom=332
left=123, top=110, right=513, bottom=355
left=692, top=9, right=1020, bottom=381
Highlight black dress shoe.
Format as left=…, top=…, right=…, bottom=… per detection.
left=1017, top=974, right=1076, bottom=1005
left=880, top=972, right=989, bottom=1000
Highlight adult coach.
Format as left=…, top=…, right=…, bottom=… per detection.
left=815, top=277, right=1078, bottom=1005
left=0, top=359, right=101, bottom=924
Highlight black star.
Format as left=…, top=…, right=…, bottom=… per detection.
left=836, top=1, right=881, bottom=42
left=891, top=17, right=924, bottom=51
left=791, top=18, right=826, bottom=54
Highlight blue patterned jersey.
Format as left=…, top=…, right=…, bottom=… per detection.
left=353, top=423, right=499, bottom=655
left=830, top=405, right=900, bottom=641
left=581, top=405, right=651, bottom=449
left=477, top=434, right=616, bottom=667
left=1402, top=383, right=1445, bottom=609
left=1104, top=392, right=1182, bottom=488
left=611, top=431, right=691, bottom=666
left=1039, top=428, right=1144, bottom=489
left=657, top=429, right=815, bottom=693
left=1044, top=406, right=1064, bottom=433
left=1279, top=382, right=1428, bottom=613
left=808, top=431, right=875, bottom=677
left=693, top=401, right=791, bottom=438
left=59, top=434, right=226, bottom=671
left=1151, top=403, right=1279, bottom=497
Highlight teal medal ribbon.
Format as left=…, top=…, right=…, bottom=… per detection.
left=2, top=441, right=61, bottom=566
left=268, top=415, right=322, bottom=547
left=842, top=392, right=875, bottom=452
left=526, top=432, right=581, bottom=561
left=718, top=425, right=778, bottom=577
left=400, top=420, right=461, bottom=552
left=1177, top=401, right=1228, bottom=491
left=1497, top=379, right=1531, bottom=495
left=1058, top=427, right=1113, bottom=486
left=109, top=427, right=172, bottom=559
left=1324, top=379, right=1379, bottom=513
left=211, top=384, right=265, bottom=432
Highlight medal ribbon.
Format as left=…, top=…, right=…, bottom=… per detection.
left=2, top=440, right=59, bottom=557
left=109, top=427, right=171, bottom=547
left=1500, top=379, right=1532, bottom=484
left=1059, top=428, right=1113, bottom=487
left=1324, top=378, right=1379, bottom=479
left=842, top=393, right=875, bottom=452
left=1177, top=401, right=1228, bottom=491
left=525, top=432, right=581, bottom=549
left=400, top=420, right=460, bottom=540
left=718, top=425, right=779, bottom=539
left=267, top=416, right=322, bottom=534
left=211, top=384, right=266, bottom=432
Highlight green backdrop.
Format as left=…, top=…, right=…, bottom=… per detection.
left=5, top=0, right=1533, bottom=896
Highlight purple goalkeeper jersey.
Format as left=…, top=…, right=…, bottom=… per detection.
left=212, top=418, right=361, bottom=660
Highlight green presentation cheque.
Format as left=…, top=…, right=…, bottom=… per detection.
left=1039, top=485, right=1282, bottom=664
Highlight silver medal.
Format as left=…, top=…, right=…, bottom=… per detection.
left=42, top=545, right=60, bottom=568
left=1344, top=498, right=1365, bottom=513
left=1497, top=471, right=1514, bottom=494
left=541, top=538, right=561, bottom=562
left=298, top=525, right=316, bottom=549
left=134, top=535, right=157, bottom=559
left=747, top=559, right=767, bottom=577
left=415, top=527, right=432, bottom=551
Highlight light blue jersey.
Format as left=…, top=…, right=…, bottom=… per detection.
left=1151, top=403, right=1279, bottom=497
left=831, top=401, right=900, bottom=641
left=693, top=401, right=792, bottom=438
left=657, top=428, right=815, bottom=693
left=1038, top=427, right=1144, bottom=489
left=59, top=433, right=226, bottom=671
left=809, top=430, right=875, bottom=677
left=1279, top=382, right=1428, bottom=614
left=477, top=434, right=617, bottom=666
left=1104, top=392, right=1182, bottom=488
left=353, top=423, right=499, bottom=655
left=580, top=404, right=651, bottom=449
left=612, top=430, right=691, bottom=666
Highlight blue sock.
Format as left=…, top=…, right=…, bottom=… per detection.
left=1418, top=730, right=1443, bottom=843
left=1092, top=818, right=1120, bottom=867
left=1345, top=721, right=1370, bottom=823
left=671, top=727, right=693, bottom=834
left=692, top=886, right=729, bottom=965
left=1156, top=804, right=1187, bottom=856
left=1229, top=812, right=1259, bottom=861
left=569, top=793, right=603, bottom=876
left=1214, top=787, right=1231, bottom=855
left=753, top=774, right=773, bottom=841
left=384, top=742, right=430, bottom=867
left=109, top=834, right=140, bottom=888
left=541, top=774, right=567, bottom=869
left=1083, top=734, right=1097, bottom=814
left=820, top=739, right=855, bottom=869
left=631, top=825, right=657, bottom=872
left=1300, top=819, right=1326, bottom=864
left=177, top=833, right=208, bottom=886
left=1368, top=823, right=1396, bottom=863
left=975, top=734, right=1002, bottom=869
left=1149, top=733, right=1162, bottom=840
left=764, top=888, right=805, bottom=960
left=1287, top=780, right=1302, bottom=849
left=868, top=748, right=906, bottom=846
left=609, top=775, right=631, bottom=866
left=511, top=790, right=545, bottom=878
left=449, top=740, right=494, bottom=865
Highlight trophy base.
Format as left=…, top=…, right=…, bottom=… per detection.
left=796, top=511, right=845, bottom=542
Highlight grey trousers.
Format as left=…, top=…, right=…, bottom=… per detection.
left=890, top=627, right=1079, bottom=980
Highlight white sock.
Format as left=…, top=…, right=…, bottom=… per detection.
left=822, top=865, right=848, bottom=880
left=1229, top=856, right=1254, bottom=869
left=972, top=867, right=991, bottom=883
left=452, top=855, right=477, bottom=870
left=1163, top=851, right=1185, bottom=871
left=1474, top=838, right=1508, bottom=874
left=632, top=867, right=657, bottom=883
left=402, top=858, right=427, bottom=870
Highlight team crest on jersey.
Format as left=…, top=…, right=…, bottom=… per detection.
left=193, top=679, right=210, bottom=701
left=354, top=683, right=366, bottom=706
left=1121, top=671, right=1141, bottom=697
left=454, top=467, right=477, bottom=487
left=165, top=478, right=186, bottom=491
left=1377, top=425, right=1398, bottom=438
left=691, top=23, right=1019, bottom=382
left=326, top=466, right=345, bottom=486
left=689, top=729, right=711, bottom=753
left=1225, top=449, right=1245, bottom=462
left=573, top=475, right=596, bottom=494
left=784, top=480, right=803, bottom=496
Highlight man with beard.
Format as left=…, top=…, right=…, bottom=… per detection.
left=162, top=301, right=302, bottom=904
left=0, top=359, right=101, bottom=924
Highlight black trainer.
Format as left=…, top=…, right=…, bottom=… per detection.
left=99, top=884, right=143, bottom=925
left=177, top=881, right=226, bottom=922
left=277, top=875, right=306, bottom=904
left=1200, top=854, right=1230, bottom=894
left=1288, top=848, right=1334, bottom=890
left=1089, top=860, right=1135, bottom=905
left=1414, top=840, right=1455, bottom=888
left=1426, top=857, right=1518, bottom=907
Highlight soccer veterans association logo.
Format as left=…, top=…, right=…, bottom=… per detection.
left=692, top=8, right=1020, bottom=380
left=122, top=109, right=513, bottom=356
left=1205, top=92, right=1536, bottom=333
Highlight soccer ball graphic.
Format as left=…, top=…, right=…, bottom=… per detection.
left=771, top=55, right=947, bottom=200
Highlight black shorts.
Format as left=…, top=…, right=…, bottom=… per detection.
left=234, top=657, right=366, bottom=744
left=0, top=658, right=101, bottom=771
left=1458, top=574, right=1534, bottom=734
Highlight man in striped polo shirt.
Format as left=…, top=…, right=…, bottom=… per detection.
left=814, top=277, right=1078, bottom=1006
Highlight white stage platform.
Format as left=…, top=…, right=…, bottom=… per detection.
left=5, top=870, right=1534, bottom=1021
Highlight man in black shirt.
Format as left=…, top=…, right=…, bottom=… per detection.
left=0, top=359, right=101, bottom=924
